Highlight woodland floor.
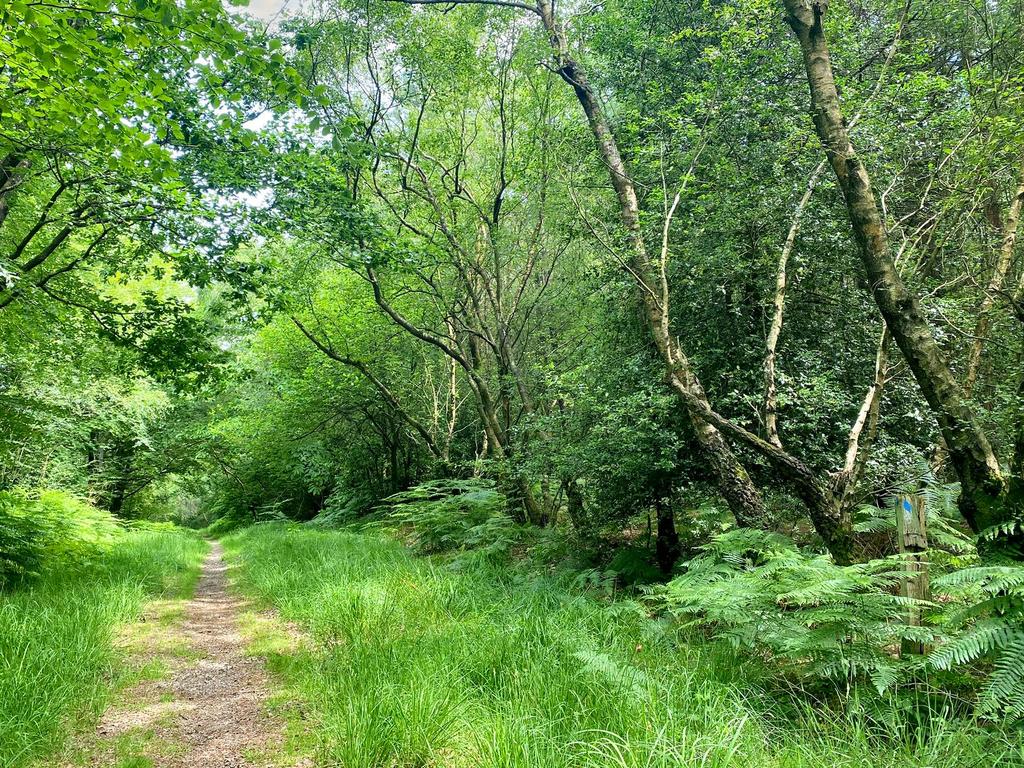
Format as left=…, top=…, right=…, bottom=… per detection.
left=54, top=542, right=308, bottom=768
left=30, top=526, right=1019, bottom=768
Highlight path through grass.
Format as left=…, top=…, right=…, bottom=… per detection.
left=0, top=530, right=207, bottom=768
left=51, top=541, right=308, bottom=768
left=224, top=524, right=1021, bottom=768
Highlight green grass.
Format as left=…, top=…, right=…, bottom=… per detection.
left=0, top=529, right=207, bottom=768
left=223, top=524, right=1023, bottom=768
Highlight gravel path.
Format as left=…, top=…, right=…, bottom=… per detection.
left=69, top=542, right=298, bottom=767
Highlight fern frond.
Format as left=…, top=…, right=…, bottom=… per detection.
left=929, top=621, right=1018, bottom=669
left=869, top=663, right=899, bottom=695
left=979, top=636, right=1024, bottom=717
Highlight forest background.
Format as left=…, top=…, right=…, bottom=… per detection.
left=2, top=0, right=1024, bottom=761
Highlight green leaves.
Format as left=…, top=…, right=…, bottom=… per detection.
left=658, top=529, right=935, bottom=694
left=382, top=479, right=511, bottom=556
left=657, top=530, right=1024, bottom=717
left=931, top=564, right=1024, bottom=719
left=0, top=0, right=316, bottom=522
left=929, top=621, right=1018, bottom=670
left=0, top=489, right=125, bottom=588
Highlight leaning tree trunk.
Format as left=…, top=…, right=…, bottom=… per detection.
left=783, top=0, right=1011, bottom=541
left=964, top=167, right=1024, bottom=398
left=764, top=161, right=825, bottom=447
left=536, top=0, right=771, bottom=531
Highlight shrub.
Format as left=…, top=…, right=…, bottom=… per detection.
left=307, top=490, right=372, bottom=528
left=656, top=529, right=932, bottom=694
left=606, top=546, right=663, bottom=586
left=930, top=563, right=1024, bottom=720
left=0, top=489, right=124, bottom=589
left=0, top=491, right=47, bottom=586
left=200, top=511, right=251, bottom=538
left=197, top=496, right=302, bottom=538
left=381, top=479, right=513, bottom=555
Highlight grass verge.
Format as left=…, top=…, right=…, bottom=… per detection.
left=223, top=524, right=1022, bottom=768
left=0, top=529, right=207, bottom=768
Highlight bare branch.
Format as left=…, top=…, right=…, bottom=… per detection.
left=382, top=0, right=540, bottom=15
left=291, top=316, right=443, bottom=458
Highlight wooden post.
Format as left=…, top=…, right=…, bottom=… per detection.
left=896, top=494, right=929, bottom=655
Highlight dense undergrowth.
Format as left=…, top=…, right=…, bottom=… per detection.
left=224, top=523, right=1023, bottom=768
left=308, top=478, right=1024, bottom=721
left=0, top=489, right=206, bottom=768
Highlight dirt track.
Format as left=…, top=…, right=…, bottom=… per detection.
left=67, top=542, right=300, bottom=768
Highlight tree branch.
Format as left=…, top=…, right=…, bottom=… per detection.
left=382, top=0, right=540, bottom=15
left=291, top=315, right=442, bottom=458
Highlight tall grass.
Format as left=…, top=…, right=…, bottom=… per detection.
left=0, top=529, right=206, bottom=768
left=224, top=524, right=1022, bottom=768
